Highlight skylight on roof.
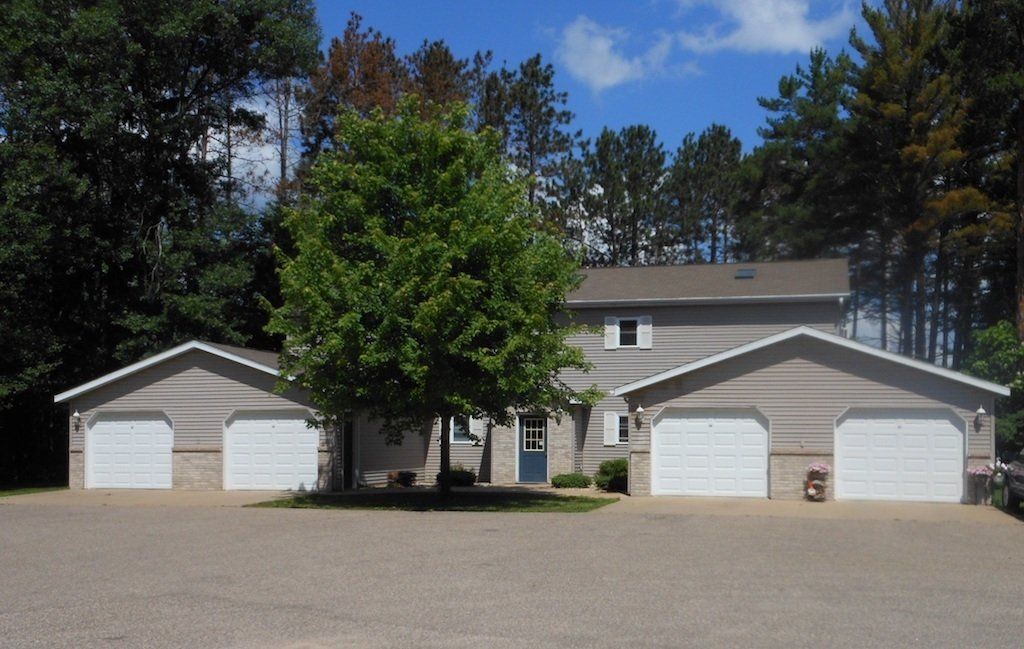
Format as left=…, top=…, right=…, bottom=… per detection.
left=735, top=268, right=757, bottom=279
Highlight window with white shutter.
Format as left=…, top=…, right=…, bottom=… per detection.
left=603, top=411, right=620, bottom=446
left=604, top=316, right=653, bottom=349
left=604, top=317, right=619, bottom=350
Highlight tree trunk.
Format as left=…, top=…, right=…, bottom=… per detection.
left=914, top=264, right=927, bottom=360
left=941, top=263, right=950, bottom=367
left=277, top=79, right=291, bottom=201
left=851, top=261, right=860, bottom=339
left=1017, top=109, right=1024, bottom=341
left=928, top=227, right=945, bottom=363
left=439, top=415, right=452, bottom=496
left=880, top=239, right=889, bottom=351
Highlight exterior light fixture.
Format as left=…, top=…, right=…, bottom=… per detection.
left=71, top=410, right=82, bottom=431
left=634, top=405, right=645, bottom=429
left=974, top=405, right=987, bottom=431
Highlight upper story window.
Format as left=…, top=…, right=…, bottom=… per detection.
left=603, top=316, right=652, bottom=350
left=618, top=319, right=638, bottom=347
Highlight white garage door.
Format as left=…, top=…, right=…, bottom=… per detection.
left=652, top=410, right=768, bottom=497
left=87, top=413, right=173, bottom=489
left=836, top=410, right=964, bottom=503
left=225, top=411, right=318, bottom=490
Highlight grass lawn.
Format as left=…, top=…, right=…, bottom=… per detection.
left=0, top=486, right=66, bottom=498
left=252, top=490, right=618, bottom=513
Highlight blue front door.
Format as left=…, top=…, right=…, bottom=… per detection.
left=518, top=416, right=547, bottom=483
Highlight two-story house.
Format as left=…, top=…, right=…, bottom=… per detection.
left=56, top=259, right=1008, bottom=503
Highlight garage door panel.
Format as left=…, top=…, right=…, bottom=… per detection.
left=836, top=411, right=963, bottom=503
left=87, top=414, right=173, bottom=489
left=653, top=411, right=768, bottom=497
left=226, top=411, right=317, bottom=491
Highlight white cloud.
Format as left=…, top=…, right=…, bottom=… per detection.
left=556, top=15, right=674, bottom=93
left=677, top=0, right=854, bottom=54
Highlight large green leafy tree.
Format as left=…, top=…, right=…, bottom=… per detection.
left=270, top=99, right=596, bottom=492
left=966, top=321, right=1024, bottom=451
left=0, top=0, right=317, bottom=485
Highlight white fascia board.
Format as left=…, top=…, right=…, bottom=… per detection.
left=54, top=341, right=280, bottom=403
left=566, top=293, right=848, bottom=308
left=612, top=326, right=1011, bottom=397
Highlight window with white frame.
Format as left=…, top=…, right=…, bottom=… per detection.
left=522, top=417, right=545, bottom=451
left=618, top=319, right=638, bottom=347
left=618, top=415, right=629, bottom=444
left=450, top=415, right=474, bottom=444
left=604, top=316, right=652, bottom=350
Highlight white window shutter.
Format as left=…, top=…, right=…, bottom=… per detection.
left=604, top=317, right=619, bottom=350
left=638, top=315, right=653, bottom=349
left=603, top=411, right=619, bottom=446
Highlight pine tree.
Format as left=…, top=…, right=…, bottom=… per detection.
left=848, top=0, right=972, bottom=356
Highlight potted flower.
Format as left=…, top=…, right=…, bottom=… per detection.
left=967, top=465, right=993, bottom=505
left=805, top=462, right=831, bottom=501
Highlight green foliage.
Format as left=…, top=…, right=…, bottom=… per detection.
left=551, top=473, right=592, bottom=488
left=581, top=125, right=667, bottom=265
left=594, top=458, right=628, bottom=493
left=271, top=97, right=597, bottom=447
left=966, top=321, right=1024, bottom=449
left=437, top=464, right=477, bottom=488
left=0, top=0, right=318, bottom=485
left=665, top=124, right=743, bottom=263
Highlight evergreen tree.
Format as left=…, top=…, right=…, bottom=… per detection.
left=665, top=125, right=744, bottom=263
left=300, top=13, right=408, bottom=158
left=848, top=0, right=971, bottom=355
left=0, top=0, right=318, bottom=485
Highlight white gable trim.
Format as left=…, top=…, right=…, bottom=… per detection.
left=612, top=326, right=1010, bottom=397
left=54, top=341, right=280, bottom=403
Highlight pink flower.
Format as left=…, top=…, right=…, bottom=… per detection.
left=807, top=462, right=831, bottom=476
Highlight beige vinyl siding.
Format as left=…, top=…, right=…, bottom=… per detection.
left=69, top=350, right=317, bottom=450
left=568, top=301, right=841, bottom=474
left=630, top=337, right=995, bottom=458
left=356, top=416, right=430, bottom=485
left=423, top=418, right=488, bottom=481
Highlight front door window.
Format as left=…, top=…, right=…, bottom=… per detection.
left=522, top=417, right=545, bottom=451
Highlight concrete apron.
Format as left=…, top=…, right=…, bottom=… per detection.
left=0, top=489, right=287, bottom=508
left=598, top=495, right=1020, bottom=525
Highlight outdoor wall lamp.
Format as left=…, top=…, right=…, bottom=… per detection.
left=974, top=405, right=987, bottom=432
left=71, top=410, right=81, bottom=432
left=634, top=405, right=645, bottom=429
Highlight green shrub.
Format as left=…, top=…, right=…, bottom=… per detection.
left=551, top=472, right=592, bottom=488
left=437, top=463, right=477, bottom=488
left=594, top=458, right=628, bottom=492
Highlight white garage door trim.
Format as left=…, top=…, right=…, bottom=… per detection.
left=650, top=407, right=770, bottom=498
left=223, top=408, right=319, bottom=491
left=834, top=408, right=966, bottom=503
left=85, top=411, right=174, bottom=489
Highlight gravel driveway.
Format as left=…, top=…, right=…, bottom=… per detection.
left=1, top=499, right=1021, bottom=648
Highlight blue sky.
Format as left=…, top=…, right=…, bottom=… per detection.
left=315, top=0, right=866, bottom=152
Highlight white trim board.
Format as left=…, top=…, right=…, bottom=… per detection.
left=54, top=341, right=280, bottom=403
left=612, top=326, right=1010, bottom=397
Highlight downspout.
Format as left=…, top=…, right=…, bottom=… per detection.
left=837, top=296, right=846, bottom=337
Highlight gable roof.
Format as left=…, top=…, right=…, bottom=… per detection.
left=612, top=326, right=1010, bottom=397
left=54, top=341, right=280, bottom=403
left=568, top=259, right=850, bottom=306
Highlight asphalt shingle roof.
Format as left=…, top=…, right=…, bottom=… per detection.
left=568, top=258, right=850, bottom=303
